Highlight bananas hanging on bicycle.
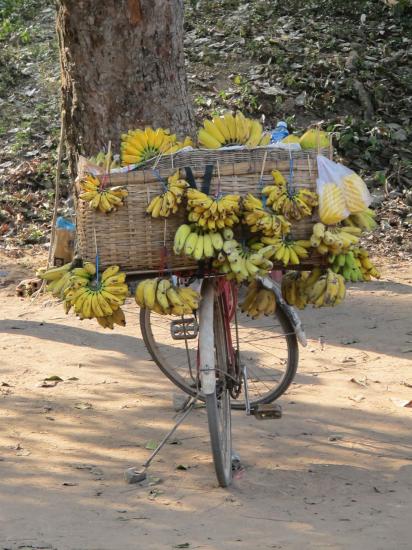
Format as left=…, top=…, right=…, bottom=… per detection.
left=135, top=278, right=200, bottom=316
left=242, top=194, right=291, bottom=237
left=282, top=267, right=346, bottom=309
left=186, top=188, right=241, bottom=231
left=79, top=175, right=128, bottom=214
left=240, top=280, right=277, bottom=319
left=147, top=171, right=189, bottom=218
left=262, top=170, right=318, bottom=221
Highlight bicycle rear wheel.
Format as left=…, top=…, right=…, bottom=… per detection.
left=202, top=284, right=232, bottom=488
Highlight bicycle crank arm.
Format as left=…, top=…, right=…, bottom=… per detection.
left=258, top=276, right=307, bottom=347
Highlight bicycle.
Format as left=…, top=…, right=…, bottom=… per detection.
left=138, top=273, right=305, bottom=488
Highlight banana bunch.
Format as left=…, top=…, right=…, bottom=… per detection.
left=198, top=112, right=271, bottom=149
left=37, top=262, right=73, bottom=298
left=282, top=267, right=346, bottom=308
left=173, top=224, right=227, bottom=260
left=343, top=208, right=377, bottom=232
left=63, top=264, right=129, bottom=321
left=87, top=150, right=120, bottom=171
left=262, top=170, right=319, bottom=221
left=353, top=248, right=381, bottom=280
left=79, top=175, right=128, bottom=213
left=242, top=194, right=291, bottom=237
left=212, top=238, right=274, bottom=283
left=318, top=183, right=348, bottom=225
left=146, top=171, right=189, bottom=218
left=96, top=308, right=126, bottom=329
left=240, top=280, right=277, bottom=319
left=135, top=278, right=200, bottom=316
left=306, top=268, right=346, bottom=307
left=281, top=270, right=311, bottom=310
left=310, top=222, right=361, bottom=255
left=186, top=188, right=241, bottom=230
left=121, top=127, right=192, bottom=166
left=329, top=251, right=363, bottom=282
left=257, top=236, right=311, bottom=266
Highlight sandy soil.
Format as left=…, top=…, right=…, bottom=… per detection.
left=0, top=253, right=411, bottom=550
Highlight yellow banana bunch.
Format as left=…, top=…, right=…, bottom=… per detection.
left=282, top=267, right=346, bottom=308
left=121, top=127, right=192, bottom=166
left=310, top=222, right=361, bottom=255
left=37, top=262, right=72, bottom=282
left=306, top=268, right=346, bottom=308
left=147, top=171, right=189, bottom=218
left=242, top=193, right=291, bottom=237
left=79, top=175, right=128, bottom=213
left=135, top=278, right=200, bottom=316
left=343, top=208, right=377, bottom=232
left=37, top=262, right=74, bottom=299
left=212, top=238, right=274, bottom=283
left=173, top=223, right=225, bottom=260
left=96, top=307, right=126, bottom=330
left=353, top=247, right=381, bottom=281
left=198, top=112, right=271, bottom=148
left=281, top=271, right=311, bottom=310
left=186, top=188, right=241, bottom=231
left=240, top=280, right=277, bottom=319
left=262, top=170, right=318, bottom=221
left=62, top=263, right=129, bottom=322
left=259, top=236, right=311, bottom=266
left=318, top=182, right=348, bottom=225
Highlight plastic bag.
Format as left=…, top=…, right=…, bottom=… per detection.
left=316, top=156, right=371, bottom=223
left=52, top=217, right=75, bottom=266
left=316, top=156, right=350, bottom=225
left=341, top=172, right=371, bottom=214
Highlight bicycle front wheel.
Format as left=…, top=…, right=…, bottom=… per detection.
left=202, top=284, right=232, bottom=488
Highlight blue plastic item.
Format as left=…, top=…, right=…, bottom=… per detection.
left=56, top=217, right=75, bottom=231
left=270, top=121, right=289, bottom=143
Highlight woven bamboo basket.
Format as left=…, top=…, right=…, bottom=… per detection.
left=75, top=146, right=330, bottom=274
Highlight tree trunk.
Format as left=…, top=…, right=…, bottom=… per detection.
left=56, top=0, right=195, bottom=177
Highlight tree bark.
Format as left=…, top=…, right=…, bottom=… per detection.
left=56, top=0, right=195, bottom=177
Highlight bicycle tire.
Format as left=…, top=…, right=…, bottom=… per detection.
left=204, top=291, right=232, bottom=487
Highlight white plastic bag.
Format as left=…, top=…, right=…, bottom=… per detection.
left=341, top=171, right=371, bottom=214
left=316, top=156, right=371, bottom=223
left=316, top=155, right=350, bottom=225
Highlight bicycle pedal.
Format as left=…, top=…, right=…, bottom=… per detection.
left=170, top=318, right=199, bottom=340
left=250, top=403, right=282, bottom=420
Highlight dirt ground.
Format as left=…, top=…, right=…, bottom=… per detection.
left=0, top=252, right=411, bottom=550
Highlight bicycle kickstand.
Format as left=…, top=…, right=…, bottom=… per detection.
left=124, top=396, right=198, bottom=484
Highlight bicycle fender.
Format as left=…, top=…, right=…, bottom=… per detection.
left=198, top=278, right=217, bottom=394
left=258, top=276, right=307, bottom=347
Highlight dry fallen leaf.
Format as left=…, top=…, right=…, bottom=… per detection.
left=350, top=377, right=368, bottom=388
left=390, top=398, right=412, bottom=408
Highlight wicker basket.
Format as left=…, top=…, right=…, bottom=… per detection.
left=75, top=146, right=329, bottom=274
